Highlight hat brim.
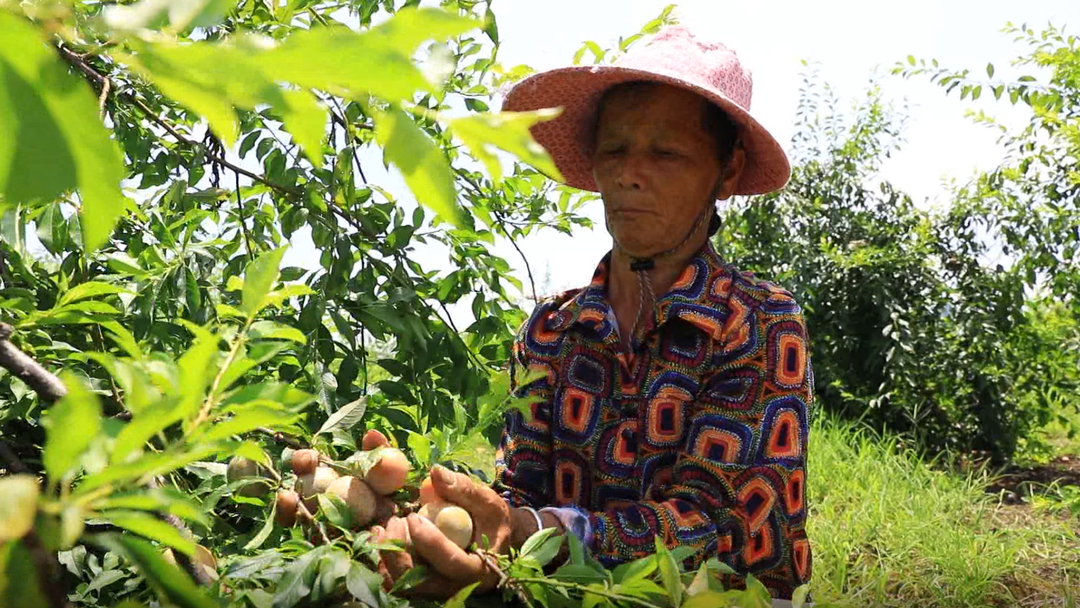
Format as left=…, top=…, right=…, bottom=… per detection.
left=502, top=65, right=790, bottom=196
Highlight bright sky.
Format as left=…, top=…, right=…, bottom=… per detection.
left=475, top=0, right=1080, bottom=295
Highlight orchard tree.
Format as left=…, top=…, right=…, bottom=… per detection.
left=0, top=1, right=806, bottom=607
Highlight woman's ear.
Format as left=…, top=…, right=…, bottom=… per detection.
left=716, top=144, right=747, bottom=201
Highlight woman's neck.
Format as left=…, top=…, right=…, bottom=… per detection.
left=606, top=232, right=710, bottom=341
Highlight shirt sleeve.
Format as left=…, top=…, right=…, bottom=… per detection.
left=587, top=292, right=813, bottom=598
left=493, top=305, right=556, bottom=509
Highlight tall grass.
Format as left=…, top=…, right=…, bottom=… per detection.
left=807, top=415, right=1080, bottom=607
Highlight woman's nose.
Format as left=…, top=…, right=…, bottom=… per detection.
left=614, top=153, right=646, bottom=191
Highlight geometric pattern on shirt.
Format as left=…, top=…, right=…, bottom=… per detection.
left=494, top=242, right=814, bottom=601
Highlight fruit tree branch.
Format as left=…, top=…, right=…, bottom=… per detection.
left=0, top=323, right=68, bottom=403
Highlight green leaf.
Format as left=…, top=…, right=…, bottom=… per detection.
left=272, top=545, right=334, bottom=608
left=103, top=0, right=232, bottom=34
left=686, top=562, right=711, bottom=596
left=248, top=320, right=307, bottom=344
left=104, top=511, right=198, bottom=556
left=76, top=444, right=220, bottom=495
left=177, top=325, right=220, bottom=417
left=551, top=563, right=607, bottom=585
left=315, top=397, right=367, bottom=436
left=42, top=374, right=103, bottom=482
left=680, top=590, right=734, bottom=608
left=96, top=489, right=211, bottom=529
left=655, top=537, right=683, bottom=606
left=316, top=493, right=354, bottom=530
left=0, top=12, right=125, bottom=251
left=278, top=88, right=327, bottom=169
left=92, top=533, right=217, bottom=608
left=243, top=500, right=276, bottom=551
left=986, top=62, right=995, bottom=78
left=57, top=281, right=127, bottom=307
left=0, top=542, right=49, bottom=608
left=256, top=8, right=476, bottom=105
left=612, top=554, right=656, bottom=584
left=375, top=107, right=464, bottom=227
left=0, top=476, right=40, bottom=543
left=346, top=562, right=382, bottom=607
left=445, top=581, right=481, bottom=608
left=197, top=405, right=301, bottom=442
left=518, top=527, right=564, bottom=569
left=450, top=109, right=564, bottom=182
left=791, top=584, right=811, bottom=608
left=242, top=246, right=289, bottom=316
left=112, top=397, right=188, bottom=464
left=389, top=564, right=430, bottom=594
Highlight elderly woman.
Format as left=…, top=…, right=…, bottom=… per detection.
left=372, top=25, right=813, bottom=605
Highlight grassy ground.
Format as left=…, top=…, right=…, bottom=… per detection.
left=807, top=416, right=1080, bottom=607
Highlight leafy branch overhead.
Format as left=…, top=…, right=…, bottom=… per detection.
left=0, top=0, right=603, bottom=606
left=0, top=1, right=562, bottom=247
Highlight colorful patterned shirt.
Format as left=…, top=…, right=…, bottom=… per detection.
left=494, top=241, right=814, bottom=600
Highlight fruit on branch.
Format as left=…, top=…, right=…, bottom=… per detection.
left=418, top=476, right=436, bottom=505
left=325, top=475, right=377, bottom=527
left=364, top=447, right=411, bottom=495
left=163, top=545, right=219, bottom=581
left=226, top=457, right=272, bottom=498
left=296, top=465, right=341, bottom=511
left=290, top=449, right=320, bottom=476
left=275, top=490, right=300, bottom=527
left=418, top=500, right=474, bottom=550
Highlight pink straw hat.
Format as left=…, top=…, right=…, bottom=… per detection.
left=502, top=26, right=790, bottom=196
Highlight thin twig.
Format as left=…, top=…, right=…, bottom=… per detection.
left=0, top=323, right=68, bottom=403
left=494, top=210, right=538, bottom=302
left=235, top=171, right=255, bottom=262
left=24, top=530, right=71, bottom=608
left=259, top=427, right=306, bottom=450
left=0, top=439, right=29, bottom=473
left=476, top=549, right=533, bottom=608
left=147, top=477, right=216, bottom=587
left=98, top=76, right=111, bottom=121
left=328, top=97, right=369, bottom=184
left=296, top=500, right=331, bottom=546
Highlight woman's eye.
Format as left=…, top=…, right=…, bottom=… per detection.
left=654, top=148, right=679, bottom=158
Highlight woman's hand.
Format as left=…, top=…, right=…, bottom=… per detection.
left=371, top=465, right=513, bottom=597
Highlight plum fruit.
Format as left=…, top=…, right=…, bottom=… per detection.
left=226, top=457, right=272, bottom=498
left=417, top=499, right=474, bottom=550
left=364, top=448, right=410, bottom=496
left=325, top=475, right=377, bottom=527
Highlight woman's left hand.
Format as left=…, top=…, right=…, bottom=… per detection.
left=372, top=465, right=512, bottom=598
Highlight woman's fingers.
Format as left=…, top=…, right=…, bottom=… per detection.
left=361, top=429, right=390, bottom=451
left=406, top=513, right=489, bottom=583
left=428, top=465, right=510, bottom=552
left=379, top=516, right=415, bottom=582
left=430, top=466, right=503, bottom=515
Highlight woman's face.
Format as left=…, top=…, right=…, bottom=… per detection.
left=592, top=83, right=742, bottom=258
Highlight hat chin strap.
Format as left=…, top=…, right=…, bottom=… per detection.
left=610, top=197, right=716, bottom=346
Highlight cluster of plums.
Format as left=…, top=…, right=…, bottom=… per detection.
left=225, top=439, right=474, bottom=549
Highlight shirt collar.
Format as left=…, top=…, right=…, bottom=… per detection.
left=543, top=242, right=732, bottom=341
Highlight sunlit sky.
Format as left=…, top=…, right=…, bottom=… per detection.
left=472, top=0, right=1078, bottom=295
left=284, top=0, right=1080, bottom=315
